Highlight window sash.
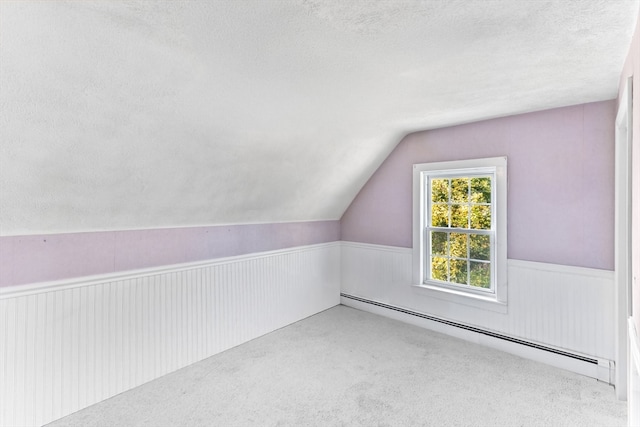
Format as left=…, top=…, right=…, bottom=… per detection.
left=424, top=228, right=495, bottom=293
left=423, top=170, right=497, bottom=293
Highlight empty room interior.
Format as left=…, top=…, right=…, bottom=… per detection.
left=2, top=1, right=640, bottom=426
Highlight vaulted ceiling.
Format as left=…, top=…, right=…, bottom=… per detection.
left=1, top=0, right=638, bottom=235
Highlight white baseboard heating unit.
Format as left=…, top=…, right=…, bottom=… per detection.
left=340, top=292, right=613, bottom=384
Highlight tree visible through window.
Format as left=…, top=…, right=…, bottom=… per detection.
left=429, top=175, right=492, bottom=289
left=413, top=157, right=507, bottom=303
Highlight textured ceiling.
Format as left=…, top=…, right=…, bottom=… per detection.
left=1, top=0, right=638, bottom=235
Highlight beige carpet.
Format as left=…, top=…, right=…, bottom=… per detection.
left=47, top=305, right=626, bottom=426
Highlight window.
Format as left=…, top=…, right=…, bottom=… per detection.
left=413, top=157, right=507, bottom=307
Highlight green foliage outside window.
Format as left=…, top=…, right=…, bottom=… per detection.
left=429, top=176, right=492, bottom=288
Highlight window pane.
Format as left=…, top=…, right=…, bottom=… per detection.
left=431, top=179, right=449, bottom=203
left=431, top=256, right=448, bottom=281
left=470, top=261, right=490, bottom=288
left=431, top=204, right=449, bottom=227
left=470, top=205, right=491, bottom=229
left=469, top=234, right=490, bottom=260
left=450, top=259, right=468, bottom=284
left=451, top=178, right=469, bottom=202
left=431, top=232, right=447, bottom=255
left=471, top=177, right=491, bottom=203
left=450, top=204, right=469, bottom=228
left=449, top=233, right=468, bottom=258
left=418, top=160, right=503, bottom=296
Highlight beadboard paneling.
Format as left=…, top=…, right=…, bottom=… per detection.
left=341, top=242, right=615, bottom=362
left=0, top=243, right=340, bottom=427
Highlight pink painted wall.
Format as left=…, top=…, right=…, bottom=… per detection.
left=0, top=221, right=340, bottom=288
left=618, top=9, right=640, bottom=332
left=341, top=101, right=616, bottom=270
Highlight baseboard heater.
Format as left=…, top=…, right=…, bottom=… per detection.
left=340, top=293, right=597, bottom=365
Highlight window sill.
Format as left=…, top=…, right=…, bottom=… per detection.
left=412, top=283, right=508, bottom=314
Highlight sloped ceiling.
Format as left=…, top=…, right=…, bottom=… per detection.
left=1, top=0, right=638, bottom=235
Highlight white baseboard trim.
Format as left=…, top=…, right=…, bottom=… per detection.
left=341, top=294, right=613, bottom=384
left=341, top=242, right=616, bottom=372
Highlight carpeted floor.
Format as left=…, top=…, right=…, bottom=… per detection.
left=47, top=305, right=626, bottom=426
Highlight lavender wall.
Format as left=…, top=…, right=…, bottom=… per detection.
left=0, top=221, right=340, bottom=288
left=341, top=101, right=616, bottom=270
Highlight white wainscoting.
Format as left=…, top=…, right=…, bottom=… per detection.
left=341, top=242, right=615, bottom=379
left=0, top=242, right=340, bottom=427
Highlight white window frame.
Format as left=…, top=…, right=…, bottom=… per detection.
left=413, top=157, right=507, bottom=311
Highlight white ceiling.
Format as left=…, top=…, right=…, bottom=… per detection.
left=1, top=0, right=638, bottom=235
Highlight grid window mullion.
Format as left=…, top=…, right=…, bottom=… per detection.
left=466, top=233, right=471, bottom=286
left=427, top=173, right=495, bottom=291
left=423, top=165, right=501, bottom=294
left=447, top=178, right=452, bottom=228
left=446, top=231, right=451, bottom=282
left=467, top=179, right=471, bottom=229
